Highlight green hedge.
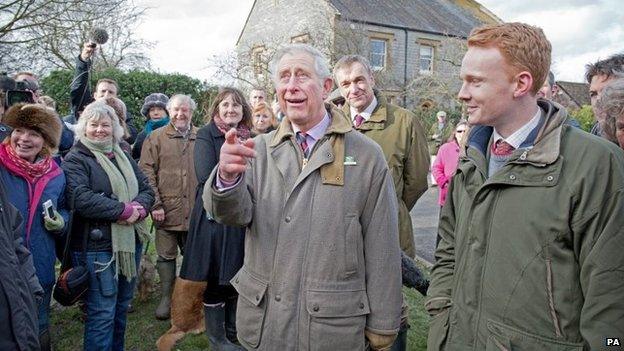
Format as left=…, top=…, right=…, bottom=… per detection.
left=569, top=105, right=595, bottom=132
left=40, top=69, right=218, bottom=129
left=413, top=107, right=463, bottom=137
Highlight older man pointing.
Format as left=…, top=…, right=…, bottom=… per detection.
left=203, top=44, right=402, bottom=350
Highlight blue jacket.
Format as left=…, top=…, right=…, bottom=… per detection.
left=0, top=164, right=69, bottom=289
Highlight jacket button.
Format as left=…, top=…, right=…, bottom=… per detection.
left=235, top=278, right=239, bottom=284
left=547, top=175, right=554, bottom=181
left=255, top=295, right=260, bottom=301
left=285, top=216, right=291, bottom=223
left=359, top=302, right=365, bottom=309
left=312, top=304, right=319, bottom=312
left=275, top=295, right=281, bottom=302
left=509, top=174, right=516, bottom=180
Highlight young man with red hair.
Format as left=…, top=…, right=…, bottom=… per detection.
left=426, top=22, right=624, bottom=350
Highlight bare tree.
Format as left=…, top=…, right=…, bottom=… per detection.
left=404, top=36, right=467, bottom=111
left=1, top=0, right=151, bottom=74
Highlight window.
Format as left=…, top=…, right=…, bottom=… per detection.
left=419, top=44, right=434, bottom=73
left=291, top=33, right=310, bottom=44
left=252, top=46, right=265, bottom=76
left=369, top=39, right=387, bottom=70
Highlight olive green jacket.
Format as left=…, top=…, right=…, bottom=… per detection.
left=426, top=100, right=624, bottom=351
left=204, top=105, right=402, bottom=350
left=342, top=92, right=430, bottom=257
left=428, top=121, right=453, bottom=155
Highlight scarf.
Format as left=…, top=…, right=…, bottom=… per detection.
left=81, top=138, right=149, bottom=281
left=144, top=116, right=170, bottom=135
left=1, top=143, right=51, bottom=182
left=0, top=143, right=61, bottom=244
left=212, top=115, right=251, bottom=140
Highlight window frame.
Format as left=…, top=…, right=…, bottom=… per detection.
left=368, top=31, right=394, bottom=71
left=416, top=38, right=439, bottom=74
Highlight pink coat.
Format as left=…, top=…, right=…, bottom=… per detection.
left=431, top=140, right=460, bottom=206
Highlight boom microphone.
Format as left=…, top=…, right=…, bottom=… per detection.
left=90, top=27, right=109, bottom=45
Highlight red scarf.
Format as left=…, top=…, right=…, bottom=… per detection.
left=1, top=143, right=51, bottom=183
left=0, top=143, right=61, bottom=244
left=212, top=115, right=252, bottom=140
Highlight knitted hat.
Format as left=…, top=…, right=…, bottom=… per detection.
left=141, top=93, right=169, bottom=117
left=2, top=103, right=62, bottom=150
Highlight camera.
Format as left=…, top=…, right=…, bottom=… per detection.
left=43, top=199, right=56, bottom=220
left=1, top=72, right=36, bottom=110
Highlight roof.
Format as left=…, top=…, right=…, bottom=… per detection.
left=556, top=81, right=590, bottom=107
left=328, top=0, right=500, bottom=38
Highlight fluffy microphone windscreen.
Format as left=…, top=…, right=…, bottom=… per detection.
left=90, top=28, right=109, bottom=45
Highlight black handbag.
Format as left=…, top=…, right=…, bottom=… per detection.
left=53, top=186, right=89, bottom=306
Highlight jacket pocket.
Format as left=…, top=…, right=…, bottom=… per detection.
left=160, top=196, right=182, bottom=227
left=427, top=308, right=450, bottom=351
left=344, top=214, right=361, bottom=277
left=485, top=320, right=584, bottom=351
left=231, top=268, right=268, bottom=348
left=306, top=289, right=369, bottom=351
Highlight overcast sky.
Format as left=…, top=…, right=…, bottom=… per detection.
left=135, top=0, right=623, bottom=83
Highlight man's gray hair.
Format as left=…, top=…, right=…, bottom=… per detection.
left=75, top=101, right=125, bottom=143
left=167, top=94, right=197, bottom=112
left=270, top=44, right=331, bottom=82
left=597, top=76, right=624, bottom=143
left=333, top=55, right=373, bottom=79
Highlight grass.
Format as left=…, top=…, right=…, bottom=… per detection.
left=50, top=231, right=432, bottom=351
left=51, top=286, right=430, bottom=351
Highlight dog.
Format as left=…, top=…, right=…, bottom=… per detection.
left=137, top=253, right=156, bottom=302
left=156, top=278, right=207, bottom=351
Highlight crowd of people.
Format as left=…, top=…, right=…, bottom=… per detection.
left=0, top=19, right=623, bottom=351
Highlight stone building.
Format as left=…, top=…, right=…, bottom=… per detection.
left=236, top=0, right=500, bottom=109
left=555, top=81, right=591, bottom=110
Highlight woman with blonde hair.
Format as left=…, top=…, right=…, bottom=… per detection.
left=251, top=101, right=278, bottom=136
left=62, top=101, right=154, bottom=350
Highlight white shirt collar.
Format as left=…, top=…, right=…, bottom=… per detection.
left=492, top=107, right=542, bottom=149
left=350, top=95, right=377, bottom=122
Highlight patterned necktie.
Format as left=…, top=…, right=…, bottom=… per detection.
left=354, top=114, right=365, bottom=128
left=491, top=139, right=515, bottom=156
left=296, top=131, right=310, bottom=158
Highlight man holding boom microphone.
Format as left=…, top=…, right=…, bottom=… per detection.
left=64, top=29, right=138, bottom=144
left=203, top=43, right=402, bottom=350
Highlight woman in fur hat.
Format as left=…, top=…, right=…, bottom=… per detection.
left=61, top=101, right=154, bottom=350
left=0, top=103, right=69, bottom=351
left=132, top=93, right=170, bottom=160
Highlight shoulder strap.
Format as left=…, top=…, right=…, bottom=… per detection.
left=59, top=185, right=88, bottom=271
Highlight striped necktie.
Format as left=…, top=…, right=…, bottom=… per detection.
left=354, top=114, right=365, bottom=128
left=492, top=139, right=515, bottom=156
left=296, top=131, right=310, bottom=158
